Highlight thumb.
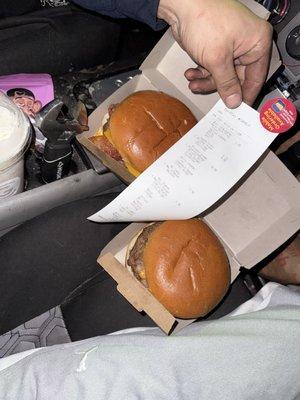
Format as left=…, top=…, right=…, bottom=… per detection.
left=209, top=56, right=242, bottom=108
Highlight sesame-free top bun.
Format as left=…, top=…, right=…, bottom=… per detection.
left=143, top=220, right=230, bottom=319
left=109, top=91, right=197, bottom=173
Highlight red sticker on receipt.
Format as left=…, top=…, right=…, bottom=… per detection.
left=259, top=97, right=297, bottom=134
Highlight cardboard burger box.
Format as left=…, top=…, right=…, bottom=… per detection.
left=77, top=1, right=300, bottom=334
left=96, top=155, right=300, bottom=335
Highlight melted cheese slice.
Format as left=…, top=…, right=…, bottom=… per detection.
left=124, top=161, right=140, bottom=178
left=96, top=125, right=141, bottom=178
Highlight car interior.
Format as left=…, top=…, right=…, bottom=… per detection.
left=0, top=0, right=299, bottom=360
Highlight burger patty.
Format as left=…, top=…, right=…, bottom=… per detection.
left=88, top=103, right=121, bottom=160
left=89, top=135, right=123, bottom=161
left=127, top=222, right=162, bottom=287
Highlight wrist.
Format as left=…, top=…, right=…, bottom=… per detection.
left=158, top=0, right=203, bottom=24
left=158, top=0, right=208, bottom=27
left=157, top=0, right=179, bottom=25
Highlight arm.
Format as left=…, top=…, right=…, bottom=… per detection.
left=72, top=0, right=166, bottom=30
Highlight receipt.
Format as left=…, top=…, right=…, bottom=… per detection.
left=89, top=100, right=277, bottom=222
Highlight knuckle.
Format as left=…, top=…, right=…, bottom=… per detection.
left=260, top=21, right=273, bottom=43
left=264, top=21, right=273, bottom=37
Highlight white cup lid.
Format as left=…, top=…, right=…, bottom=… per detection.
left=0, top=93, right=31, bottom=170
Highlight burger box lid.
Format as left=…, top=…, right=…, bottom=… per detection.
left=204, top=150, right=300, bottom=268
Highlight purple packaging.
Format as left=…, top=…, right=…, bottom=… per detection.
left=0, top=73, right=54, bottom=153
left=0, top=73, right=54, bottom=118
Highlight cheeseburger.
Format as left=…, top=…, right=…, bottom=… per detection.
left=126, top=219, right=230, bottom=319
left=89, top=90, right=197, bottom=177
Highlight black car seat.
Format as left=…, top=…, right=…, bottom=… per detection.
left=0, top=2, right=121, bottom=75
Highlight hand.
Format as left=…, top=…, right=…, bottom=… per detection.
left=259, top=235, right=300, bottom=285
left=158, top=0, right=273, bottom=108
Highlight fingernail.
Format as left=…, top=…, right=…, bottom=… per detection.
left=225, top=94, right=242, bottom=108
left=185, top=73, right=195, bottom=81
left=189, top=83, right=203, bottom=93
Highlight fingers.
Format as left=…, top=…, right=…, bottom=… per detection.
left=185, top=67, right=216, bottom=93
left=241, top=61, right=267, bottom=105
left=188, top=75, right=216, bottom=93
left=239, top=23, right=272, bottom=105
left=185, top=55, right=243, bottom=108
left=241, top=50, right=272, bottom=106
left=186, top=65, right=246, bottom=94
left=185, top=67, right=211, bottom=81
left=185, top=47, right=271, bottom=108
left=207, top=55, right=242, bottom=108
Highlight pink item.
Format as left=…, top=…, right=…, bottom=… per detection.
left=0, top=73, right=54, bottom=109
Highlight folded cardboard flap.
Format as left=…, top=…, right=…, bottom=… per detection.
left=98, top=252, right=192, bottom=334
left=205, top=151, right=300, bottom=267
left=117, top=284, right=143, bottom=312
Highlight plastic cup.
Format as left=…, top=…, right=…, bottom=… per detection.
left=0, top=94, right=31, bottom=200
